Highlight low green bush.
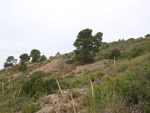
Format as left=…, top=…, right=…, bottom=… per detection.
left=30, top=71, right=47, bottom=81
left=18, top=61, right=27, bottom=71
left=121, top=64, right=150, bottom=112
left=130, top=47, right=143, bottom=58
left=21, top=71, right=47, bottom=99
left=22, top=78, right=47, bottom=99
left=22, top=103, right=41, bottom=113
left=21, top=71, right=60, bottom=100
left=45, top=77, right=58, bottom=94
left=66, top=59, right=75, bottom=64
left=83, top=75, right=128, bottom=113
left=83, top=62, right=150, bottom=113
left=109, top=48, right=121, bottom=59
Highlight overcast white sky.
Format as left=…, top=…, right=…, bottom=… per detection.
left=0, top=0, right=150, bottom=69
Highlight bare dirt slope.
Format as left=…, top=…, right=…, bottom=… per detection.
left=31, top=59, right=66, bottom=74
left=73, top=59, right=109, bottom=73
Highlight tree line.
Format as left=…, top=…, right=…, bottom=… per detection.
left=4, top=28, right=135, bottom=70
left=4, top=49, right=47, bottom=71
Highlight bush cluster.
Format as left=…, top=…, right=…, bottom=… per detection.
left=129, top=47, right=143, bottom=58
left=109, top=48, right=121, bottom=59
left=83, top=62, right=150, bottom=113
left=21, top=71, right=58, bottom=100
left=18, top=61, right=27, bottom=71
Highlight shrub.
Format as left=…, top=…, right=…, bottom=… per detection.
left=145, top=34, right=150, bottom=38
left=144, top=62, right=150, bottom=80
left=83, top=63, right=150, bottom=113
left=96, top=72, right=104, bottom=77
left=40, top=55, right=47, bottom=61
left=119, top=64, right=150, bottom=112
left=123, top=64, right=150, bottom=113
left=66, top=59, right=75, bottom=64
left=30, top=71, right=46, bottom=81
left=109, top=48, right=121, bottom=59
left=83, top=77, right=128, bottom=113
left=130, top=47, right=143, bottom=58
left=128, top=38, right=134, bottom=41
left=45, top=77, right=58, bottom=94
left=18, top=61, right=27, bottom=71
left=22, top=78, right=47, bottom=99
left=22, top=103, right=41, bottom=113
left=22, top=71, right=47, bottom=99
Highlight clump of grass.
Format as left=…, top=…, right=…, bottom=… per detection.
left=84, top=60, right=150, bottom=113
left=22, top=103, right=41, bottom=113
left=83, top=75, right=129, bottom=113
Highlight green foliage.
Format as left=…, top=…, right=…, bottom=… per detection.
left=45, top=77, right=58, bottom=94
left=83, top=61, right=150, bottom=113
left=66, top=59, right=75, bottom=64
left=74, top=50, right=94, bottom=64
left=55, top=52, right=61, bottom=57
left=1, top=35, right=150, bottom=113
left=4, top=56, right=17, bottom=68
left=83, top=75, right=128, bottom=113
left=120, top=65, right=150, bottom=112
left=22, top=71, right=47, bottom=99
left=94, top=32, right=103, bottom=48
left=144, top=62, right=150, bottom=80
left=145, top=34, right=150, bottom=38
left=130, top=47, right=143, bottom=58
left=22, top=103, right=41, bottom=113
left=96, top=72, right=104, bottom=77
left=109, top=48, right=121, bottom=59
left=18, top=61, right=27, bottom=71
left=128, top=38, right=134, bottom=41
left=40, top=55, right=47, bottom=61
left=30, top=49, right=41, bottom=62
left=30, top=71, right=46, bottom=80
left=21, top=71, right=59, bottom=100
left=20, top=53, right=30, bottom=62
left=4, top=62, right=13, bottom=68
left=73, top=28, right=103, bottom=64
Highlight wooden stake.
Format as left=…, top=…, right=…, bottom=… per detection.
left=71, top=94, right=76, bottom=113
left=90, top=80, right=95, bottom=113
left=90, top=80, right=94, bottom=99
left=17, top=87, right=21, bottom=97
left=10, top=84, right=12, bottom=93
left=14, top=90, right=16, bottom=98
left=2, top=82, right=4, bottom=93
left=114, top=56, right=116, bottom=67
left=55, top=110, right=58, bottom=113
left=56, top=79, right=64, bottom=98
left=56, top=79, right=69, bottom=113
left=113, top=77, right=116, bottom=95
left=9, top=80, right=10, bottom=90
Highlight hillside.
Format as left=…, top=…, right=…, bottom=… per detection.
left=0, top=37, right=150, bottom=113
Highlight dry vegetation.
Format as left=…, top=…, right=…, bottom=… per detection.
left=0, top=37, right=150, bottom=113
